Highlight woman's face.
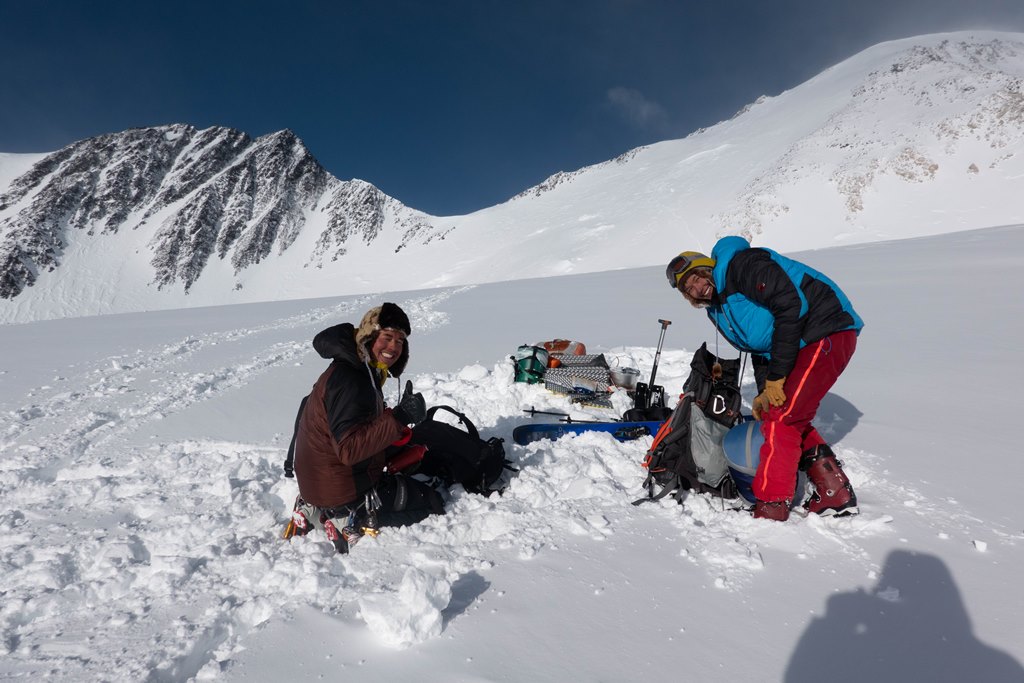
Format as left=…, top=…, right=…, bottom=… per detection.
left=371, top=328, right=406, bottom=367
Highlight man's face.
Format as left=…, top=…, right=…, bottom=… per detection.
left=681, top=269, right=715, bottom=304
left=371, top=328, right=406, bottom=367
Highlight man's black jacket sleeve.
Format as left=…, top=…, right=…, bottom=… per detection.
left=726, top=248, right=803, bottom=380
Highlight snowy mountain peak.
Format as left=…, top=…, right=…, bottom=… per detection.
left=518, top=35, right=1024, bottom=219
left=2, top=32, right=1024, bottom=322
left=0, top=124, right=430, bottom=300
left=707, top=35, right=1024, bottom=240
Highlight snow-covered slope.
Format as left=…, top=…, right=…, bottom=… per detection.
left=3, top=31, right=1024, bottom=324
left=1, top=224, right=1021, bottom=681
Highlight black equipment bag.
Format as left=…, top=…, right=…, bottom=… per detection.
left=685, top=342, right=743, bottom=427
left=634, top=344, right=743, bottom=504
left=409, top=405, right=515, bottom=495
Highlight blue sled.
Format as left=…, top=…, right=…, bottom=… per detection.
left=513, top=420, right=665, bottom=445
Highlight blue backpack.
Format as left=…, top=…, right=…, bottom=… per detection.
left=722, top=420, right=807, bottom=506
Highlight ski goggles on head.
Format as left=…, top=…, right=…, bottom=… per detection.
left=666, top=251, right=714, bottom=289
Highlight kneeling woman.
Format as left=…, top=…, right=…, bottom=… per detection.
left=292, top=302, right=443, bottom=547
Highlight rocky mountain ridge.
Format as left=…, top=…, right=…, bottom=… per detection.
left=0, top=124, right=439, bottom=298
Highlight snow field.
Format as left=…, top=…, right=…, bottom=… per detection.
left=4, top=229, right=1024, bottom=681
left=1, top=302, right=889, bottom=680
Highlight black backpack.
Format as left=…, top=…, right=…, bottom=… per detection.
left=409, top=405, right=515, bottom=495
left=634, top=344, right=744, bottom=505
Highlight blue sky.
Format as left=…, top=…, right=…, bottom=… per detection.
left=2, top=1, right=1023, bottom=216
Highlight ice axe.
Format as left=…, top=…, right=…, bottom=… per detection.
left=633, top=318, right=671, bottom=411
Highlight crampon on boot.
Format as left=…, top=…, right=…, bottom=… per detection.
left=800, top=445, right=858, bottom=517
left=282, top=496, right=313, bottom=539
left=753, top=499, right=791, bottom=522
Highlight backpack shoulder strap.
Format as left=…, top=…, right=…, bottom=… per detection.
left=283, top=394, right=310, bottom=478
left=424, top=405, right=480, bottom=440
left=647, top=394, right=693, bottom=454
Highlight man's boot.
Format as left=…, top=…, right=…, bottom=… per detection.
left=800, top=445, right=858, bottom=516
left=753, top=499, right=791, bottom=521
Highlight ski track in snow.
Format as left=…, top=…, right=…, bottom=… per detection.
left=0, top=302, right=1006, bottom=680
left=0, top=290, right=469, bottom=680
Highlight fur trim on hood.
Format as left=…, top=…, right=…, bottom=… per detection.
left=354, top=302, right=411, bottom=376
left=680, top=267, right=716, bottom=308
left=311, top=314, right=410, bottom=378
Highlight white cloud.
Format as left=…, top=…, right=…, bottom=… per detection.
left=606, top=86, right=670, bottom=130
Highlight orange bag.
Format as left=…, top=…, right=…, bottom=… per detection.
left=540, top=339, right=586, bottom=356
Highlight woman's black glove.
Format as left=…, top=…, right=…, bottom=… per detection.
left=392, top=380, right=426, bottom=426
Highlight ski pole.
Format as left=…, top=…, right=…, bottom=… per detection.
left=523, top=407, right=571, bottom=418
left=521, top=407, right=607, bottom=424
left=648, top=319, right=671, bottom=389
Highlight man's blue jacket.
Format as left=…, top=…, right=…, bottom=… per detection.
left=706, top=236, right=863, bottom=381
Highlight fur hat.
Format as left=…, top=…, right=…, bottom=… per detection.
left=355, top=302, right=411, bottom=376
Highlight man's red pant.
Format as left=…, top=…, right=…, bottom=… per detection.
left=754, top=331, right=858, bottom=502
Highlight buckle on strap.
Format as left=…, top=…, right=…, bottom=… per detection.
left=320, top=504, right=355, bottom=519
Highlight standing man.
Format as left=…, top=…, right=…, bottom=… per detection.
left=666, top=236, right=864, bottom=521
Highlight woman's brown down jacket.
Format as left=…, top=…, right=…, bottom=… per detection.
left=293, top=323, right=406, bottom=507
